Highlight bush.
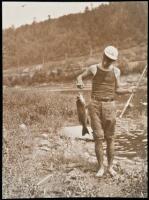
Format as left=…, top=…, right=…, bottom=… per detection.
left=118, top=57, right=129, bottom=75
left=3, top=90, right=77, bottom=129
left=118, top=58, right=147, bottom=75
left=131, top=61, right=147, bottom=74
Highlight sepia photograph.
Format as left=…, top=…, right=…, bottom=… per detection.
left=2, top=1, right=148, bottom=198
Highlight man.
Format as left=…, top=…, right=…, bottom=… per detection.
left=76, top=46, right=135, bottom=177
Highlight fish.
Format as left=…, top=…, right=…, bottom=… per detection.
left=76, top=93, right=90, bottom=136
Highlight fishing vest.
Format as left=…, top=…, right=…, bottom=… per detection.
left=91, top=65, right=116, bottom=100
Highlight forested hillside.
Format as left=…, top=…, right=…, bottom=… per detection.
left=3, top=2, right=147, bottom=69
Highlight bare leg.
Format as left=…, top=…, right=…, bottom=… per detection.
left=95, top=140, right=104, bottom=177
left=88, top=101, right=104, bottom=177
left=106, top=138, right=117, bottom=176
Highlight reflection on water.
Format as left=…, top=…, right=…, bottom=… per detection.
left=63, top=123, right=147, bottom=164
left=115, top=129, right=147, bottom=160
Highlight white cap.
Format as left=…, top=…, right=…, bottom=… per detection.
left=104, top=46, right=118, bottom=60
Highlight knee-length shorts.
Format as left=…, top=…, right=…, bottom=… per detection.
left=88, top=100, right=116, bottom=141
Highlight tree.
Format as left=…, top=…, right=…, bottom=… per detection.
left=48, top=15, right=51, bottom=20
left=3, top=2, right=147, bottom=68
left=85, top=6, right=89, bottom=13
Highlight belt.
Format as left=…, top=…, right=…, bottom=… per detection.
left=92, top=96, right=114, bottom=102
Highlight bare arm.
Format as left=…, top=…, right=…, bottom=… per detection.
left=76, top=68, right=93, bottom=89
left=115, top=70, right=135, bottom=94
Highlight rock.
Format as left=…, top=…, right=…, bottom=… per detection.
left=66, top=163, right=82, bottom=168
left=140, top=102, right=147, bottom=106
left=41, top=133, right=49, bottom=139
left=3, top=128, right=8, bottom=141
left=83, top=152, right=90, bottom=159
left=38, top=139, right=50, bottom=147
left=142, top=139, right=147, bottom=142
left=68, top=168, right=79, bottom=180
left=132, top=157, right=142, bottom=162
left=127, top=103, right=134, bottom=108
left=119, top=175, right=125, bottom=182
left=115, top=156, right=128, bottom=161
left=88, top=157, right=97, bottom=164
left=33, top=148, right=47, bottom=158
left=64, top=150, right=76, bottom=160
left=126, top=151, right=136, bottom=155
left=24, top=144, right=30, bottom=149
left=62, top=125, right=93, bottom=140
left=19, top=123, right=27, bottom=130
left=40, top=146, right=50, bottom=151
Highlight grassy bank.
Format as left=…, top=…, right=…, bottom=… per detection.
left=3, top=88, right=147, bottom=198
left=3, top=90, right=77, bottom=198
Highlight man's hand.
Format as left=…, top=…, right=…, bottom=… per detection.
left=76, top=80, right=84, bottom=89
left=76, top=68, right=93, bottom=89
left=128, top=86, right=137, bottom=93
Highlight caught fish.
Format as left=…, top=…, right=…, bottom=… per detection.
left=76, top=94, right=90, bottom=136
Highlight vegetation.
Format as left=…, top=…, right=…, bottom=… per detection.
left=3, top=2, right=147, bottom=69
left=3, top=45, right=147, bottom=87
left=3, top=88, right=147, bottom=198
left=3, top=90, right=77, bottom=130
left=3, top=2, right=147, bottom=197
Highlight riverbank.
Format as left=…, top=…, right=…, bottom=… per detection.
left=3, top=77, right=147, bottom=198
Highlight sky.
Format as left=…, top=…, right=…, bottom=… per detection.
left=2, top=1, right=109, bottom=29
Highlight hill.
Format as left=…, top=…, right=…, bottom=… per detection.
left=3, top=2, right=148, bottom=69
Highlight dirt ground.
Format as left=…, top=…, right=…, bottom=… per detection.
left=3, top=118, right=147, bottom=198
left=2, top=122, right=147, bottom=197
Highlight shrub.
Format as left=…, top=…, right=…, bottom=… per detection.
left=118, top=57, right=129, bottom=75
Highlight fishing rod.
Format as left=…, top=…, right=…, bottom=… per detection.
left=119, top=65, right=147, bottom=118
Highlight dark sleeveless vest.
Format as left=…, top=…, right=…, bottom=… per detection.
left=91, top=65, right=116, bottom=100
